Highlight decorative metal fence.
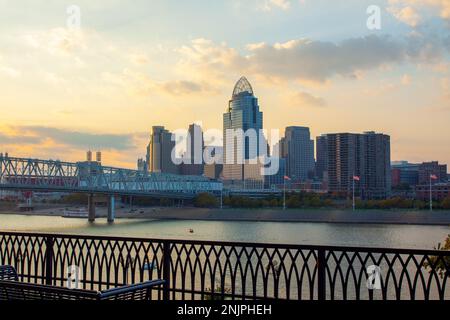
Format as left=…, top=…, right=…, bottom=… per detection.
left=0, top=231, right=449, bottom=300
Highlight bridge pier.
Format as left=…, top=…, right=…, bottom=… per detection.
left=88, top=194, right=96, bottom=222
left=107, top=195, right=115, bottom=223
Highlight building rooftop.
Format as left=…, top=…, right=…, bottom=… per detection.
left=232, top=76, right=254, bottom=98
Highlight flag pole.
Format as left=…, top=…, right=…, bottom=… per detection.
left=283, top=165, right=287, bottom=210
left=352, top=174, right=355, bottom=212
left=430, top=175, right=432, bottom=212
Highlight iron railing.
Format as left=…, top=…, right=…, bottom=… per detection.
left=0, top=231, right=449, bottom=300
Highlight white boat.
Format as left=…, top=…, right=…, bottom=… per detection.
left=63, top=209, right=89, bottom=218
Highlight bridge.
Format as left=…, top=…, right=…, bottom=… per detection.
left=0, top=155, right=222, bottom=222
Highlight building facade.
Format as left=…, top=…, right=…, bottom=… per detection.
left=416, top=183, right=450, bottom=201
left=283, top=126, right=314, bottom=182
left=391, top=161, right=419, bottom=187
left=316, top=134, right=328, bottom=180
left=318, top=131, right=391, bottom=199
left=181, top=123, right=205, bottom=176
left=264, top=158, right=286, bottom=189
left=223, top=77, right=263, bottom=182
left=146, top=126, right=179, bottom=174
left=418, top=161, right=447, bottom=184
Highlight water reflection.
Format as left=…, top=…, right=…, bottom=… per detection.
left=0, top=214, right=448, bottom=249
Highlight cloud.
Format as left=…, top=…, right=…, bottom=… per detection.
left=388, top=0, right=450, bottom=22
left=388, top=6, right=422, bottom=26
left=177, top=35, right=447, bottom=85
left=401, top=74, right=412, bottom=85
left=160, top=80, right=204, bottom=95
left=22, top=28, right=86, bottom=56
left=1, top=126, right=136, bottom=150
left=0, top=132, right=41, bottom=145
left=260, top=0, right=291, bottom=11
left=0, top=66, right=21, bottom=78
left=291, top=91, right=326, bottom=107
left=129, top=52, right=150, bottom=65
left=102, top=68, right=215, bottom=97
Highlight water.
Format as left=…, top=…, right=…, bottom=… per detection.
left=0, top=214, right=449, bottom=249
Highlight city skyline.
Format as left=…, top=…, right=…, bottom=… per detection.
left=0, top=0, right=449, bottom=168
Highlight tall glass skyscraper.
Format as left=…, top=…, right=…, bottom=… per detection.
left=223, top=77, right=263, bottom=181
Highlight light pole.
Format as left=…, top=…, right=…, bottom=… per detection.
left=430, top=174, right=438, bottom=211
left=352, top=175, right=359, bottom=212
left=352, top=177, right=355, bottom=212
left=430, top=175, right=433, bottom=211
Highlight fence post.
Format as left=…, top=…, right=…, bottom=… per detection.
left=162, top=240, right=171, bottom=300
left=317, top=248, right=326, bottom=301
left=45, top=236, right=54, bottom=285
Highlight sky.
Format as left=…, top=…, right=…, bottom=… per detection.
left=0, top=0, right=449, bottom=169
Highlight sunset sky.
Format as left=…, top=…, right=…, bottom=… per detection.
left=0, top=0, right=449, bottom=169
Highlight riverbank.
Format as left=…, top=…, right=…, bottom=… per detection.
left=130, top=208, right=450, bottom=226
left=2, top=206, right=450, bottom=226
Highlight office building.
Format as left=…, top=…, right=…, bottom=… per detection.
left=418, top=161, right=447, bottom=184
left=223, top=76, right=263, bottom=182
left=181, top=123, right=205, bottom=176
left=137, top=158, right=147, bottom=172
left=416, top=183, right=450, bottom=201
left=391, top=161, right=419, bottom=187
left=146, top=126, right=179, bottom=174
left=316, top=135, right=328, bottom=180
left=283, top=126, right=315, bottom=182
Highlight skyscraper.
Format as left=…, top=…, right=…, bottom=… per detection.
left=181, top=123, right=205, bottom=176
left=223, top=77, right=263, bottom=182
left=146, top=126, right=179, bottom=174
left=316, top=134, right=328, bottom=180
left=319, top=131, right=391, bottom=199
left=283, top=126, right=315, bottom=182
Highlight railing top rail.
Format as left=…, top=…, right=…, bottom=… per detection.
left=0, top=230, right=449, bottom=256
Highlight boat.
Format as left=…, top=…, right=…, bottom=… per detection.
left=63, top=209, right=89, bottom=218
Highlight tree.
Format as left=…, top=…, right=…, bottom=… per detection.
left=194, top=193, right=218, bottom=208
left=423, top=234, right=450, bottom=278
left=441, top=196, right=450, bottom=210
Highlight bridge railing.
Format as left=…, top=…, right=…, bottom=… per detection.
left=0, top=231, right=449, bottom=300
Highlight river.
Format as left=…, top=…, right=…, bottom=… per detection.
left=0, top=214, right=449, bottom=249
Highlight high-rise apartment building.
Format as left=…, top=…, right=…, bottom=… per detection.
left=318, top=131, right=391, bottom=199
left=146, top=126, right=179, bottom=174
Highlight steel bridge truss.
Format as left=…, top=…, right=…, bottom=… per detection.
left=0, top=156, right=222, bottom=198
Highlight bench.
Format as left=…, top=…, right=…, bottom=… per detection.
left=0, top=265, right=164, bottom=300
